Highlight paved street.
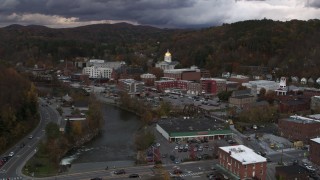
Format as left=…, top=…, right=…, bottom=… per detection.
left=0, top=98, right=60, bottom=180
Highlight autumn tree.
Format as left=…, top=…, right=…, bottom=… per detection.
left=86, top=96, right=104, bottom=131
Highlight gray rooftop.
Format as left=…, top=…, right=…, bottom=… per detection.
left=157, top=117, right=227, bottom=133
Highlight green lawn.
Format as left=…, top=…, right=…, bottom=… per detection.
left=23, top=153, right=58, bottom=177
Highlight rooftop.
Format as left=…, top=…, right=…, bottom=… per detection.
left=283, top=115, right=320, bottom=124
left=157, top=117, right=227, bottom=133
left=311, top=137, right=320, bottom=144
left=275, top=164, right=308, bottom=175
left=219, top=145, right=266, bottom=165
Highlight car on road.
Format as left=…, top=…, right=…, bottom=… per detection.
left=90, top=178, right=102, bottom=180
left=8, top=152, right=14, bottom=157
left=174, top=145, right=179, bottom=150
left=28, top=135, right=33, bottom=139
left=128, top=174, right=140, bottom=178
left=114, top=169, right=125, bottom=175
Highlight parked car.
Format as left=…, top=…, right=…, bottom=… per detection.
left=128, top=174, right=140, bottom=178
left=114, top=169, right=125, bottom=175
left=170, top=155, right=175, bottom=161
left=90, top=178, right=102, bottom=180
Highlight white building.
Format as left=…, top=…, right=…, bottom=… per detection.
left=118, top=79, right=145, bottom=94
left=82, top=66, right=113, bottom=79
left=242, top=80, right=279, bottom=95
left=88, top=59, right=125, bottom=69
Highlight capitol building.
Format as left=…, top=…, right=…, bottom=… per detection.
left=155, top=50, right=179, bottom=71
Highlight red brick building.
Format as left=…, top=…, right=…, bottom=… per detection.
left=218, top=145, right=267, bottom=180
left=200, top=78, right=226, bottom=95
left=310, top=138, right=320, bottom=166
left=163, top=68, right=201, bottom=81
left=304, top=88, right=320, bottom=98
left=140, top=73, right=156, bottom=86
left=277, top=96, right=310, bottom=113
left=154, top=80, right=177, bottom=92
left=278, top=115, right=320, bottom=143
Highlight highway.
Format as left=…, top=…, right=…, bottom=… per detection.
left=0, top=98, right=60, bottom=180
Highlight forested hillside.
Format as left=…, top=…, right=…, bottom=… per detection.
left=0, top=65, right=38, bottom=153
left=170, top=19, right=320, bottom=77
left=0, top=19, right=319, bottom=77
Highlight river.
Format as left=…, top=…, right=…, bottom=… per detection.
left=61, top=103, right=142, bottom=165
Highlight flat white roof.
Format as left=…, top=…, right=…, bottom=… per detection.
left=219, top=145, right=266, bottom=165
left=311, top=137, right=320, bottom=144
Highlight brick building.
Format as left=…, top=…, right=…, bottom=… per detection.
left=140, top=73, right=156, bottom=86
left=154, top=80, right=177, bottom=92
left=229, top=90, right=256, bottom=109
left=310, top=138, right=320, bottom=166
left=277, top=96, right=310, bottom=113
left=278, top=115, right=320, bottom=143
left=218, top=145, right=267, bottom=180
left=200, top=78, right=226, bottom=95
left=164, top=67, right=201, bottom=81
left=187, top=82, right=201, bottom=95
left=304, top=87, right=320, bottom=96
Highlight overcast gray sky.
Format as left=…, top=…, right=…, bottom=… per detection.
left=0, top=0, right=319, bottom=28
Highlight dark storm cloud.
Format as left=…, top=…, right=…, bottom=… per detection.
left=0, top=0, right=319, bottom=28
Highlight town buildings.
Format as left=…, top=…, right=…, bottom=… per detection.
left=200, top=78, right=226, bottom=95
left=140, top=73, right=156, bottom=86
left=309, top=137, right=320, bottom=166
left=82, top=59, right=125, bottom=79
left=229, top=89, right=257, bottom=109
left=278, top=115, right=320, bottom=143
left=218, top=145, right=267, bottom=180
left=242, top=80, right=279, bottom=95
left=118, top=79, right=144, bottom=94
left=163, top=66, right=201, bottom=81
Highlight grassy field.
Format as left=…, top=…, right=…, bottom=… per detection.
left=22, top=151, right=58, bottom=177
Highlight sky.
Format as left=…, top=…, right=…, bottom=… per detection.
left=0, top=0, right=319, bottom=28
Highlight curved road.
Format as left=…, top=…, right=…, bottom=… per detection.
left=0, top=98, right=60, bottom=180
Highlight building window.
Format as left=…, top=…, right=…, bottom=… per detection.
left=260, top=170, right=263, bottom=174
left=244, top=165, right=247, bottom=169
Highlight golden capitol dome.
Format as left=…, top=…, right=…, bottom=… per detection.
left=165, top=50, right=171, bottom=57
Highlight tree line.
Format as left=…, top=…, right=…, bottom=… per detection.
left=0, top=65, right=39, bottom=153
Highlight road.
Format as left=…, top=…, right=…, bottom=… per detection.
left=0, top=98, right=60, bottom=180
left=9, top=160, right=214, bottom=180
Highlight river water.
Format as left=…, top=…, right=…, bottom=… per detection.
left=62, top=103, right=142, bottom=164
